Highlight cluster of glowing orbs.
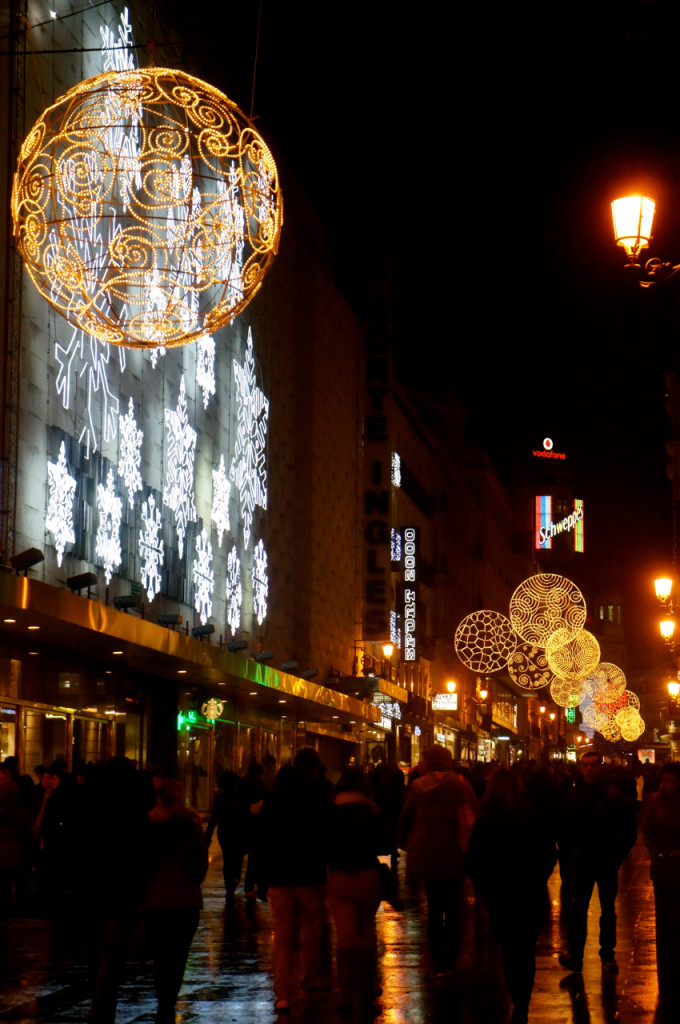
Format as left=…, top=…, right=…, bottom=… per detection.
left=509, top=573, right=586, bottom=647
left=12, top=67, right=282, bottom=349
left=616, top=706, right=645, bottom=741
left=546, top=628, right=600, bottom=682
left=507, top=642, right=553, bottom=690
left=454, top=610, right=517, bottom=673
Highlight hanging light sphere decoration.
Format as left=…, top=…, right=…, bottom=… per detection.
left=11, top=67, right=283, bottom=349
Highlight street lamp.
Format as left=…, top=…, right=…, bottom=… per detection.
left=446, top=680, right=457, bottom=693
left=609, top=195, right=680, bottom=286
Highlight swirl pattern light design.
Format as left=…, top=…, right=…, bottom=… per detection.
left=455, top=610, right=517, bottom=673
left=507, top=642, right=552, bottom=690
left=546, top=628, right=600, bottom=682
left=12, top=67, right=282, bottom=348
left=509, top=574, right=586, bottom=646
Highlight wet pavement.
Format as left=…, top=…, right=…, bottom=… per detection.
left=0, top=835, right=666, bottom=1024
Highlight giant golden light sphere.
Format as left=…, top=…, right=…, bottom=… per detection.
left=12, top=67, right=282, bottom=348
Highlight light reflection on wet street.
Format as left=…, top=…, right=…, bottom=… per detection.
left=0, top=836, right=665, bottom=1023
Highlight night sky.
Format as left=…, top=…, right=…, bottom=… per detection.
left=158, top=0, right=680, bottom=671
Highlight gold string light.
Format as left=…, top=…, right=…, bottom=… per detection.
left=509, top=573, right=586, bottom=647
left=12, top=67, right=283, bottom=348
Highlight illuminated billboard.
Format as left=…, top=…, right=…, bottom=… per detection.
left=535, top=497, right=584, bottom=553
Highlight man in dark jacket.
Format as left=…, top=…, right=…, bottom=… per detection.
left=259, top=749, right=332, bottom=1013
left=557, top=752, right=637, bottom=973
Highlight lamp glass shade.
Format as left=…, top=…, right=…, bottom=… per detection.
left=382, top=642, right=394, bottom=659
left=612, top=195, right=655, bottom=258
left=655, top=577, right=673, bottom=601
left=446, top=680, right=457, bottom=693
left=479, top=688, right=488, bottom=701
left=668, top=681, right=680, bottom=698
left=660, top=619, right=676, bottom=640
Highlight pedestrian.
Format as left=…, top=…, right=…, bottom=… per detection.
left=397, top=744, right=477, bottom=976
left=468, top=767, right=555, bottom=1024
left=327, top=766, right=395, bottom=1016
left=642, top=760, right=680, bottom=1018
left=205, top=770, right=249, bottom=903
left=259, top=748, right=332, bottom=1013
left=141, top=778, right=208, bottom=1024
left=557, top=751, right=637, bottom=974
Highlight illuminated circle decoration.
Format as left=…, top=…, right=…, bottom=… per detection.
left=543, top=438, right=553, bottom=451
left=550, top=677, right=584, bottom=708
left=507, top=643, right=553, bottom=690
left=12, top=67, right=283, bottom=349
left=509, top=574, right=586, bottom=647
left=582, top=662, right=626, bottom=702
left=200, top=697, right=224, bottom=720
left=546, top=628, right=600, bottom=682
left=455, top=610, right=517, bottom=673
left=616, top=706, right=645, bottom=741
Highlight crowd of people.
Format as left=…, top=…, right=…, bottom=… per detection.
left=0, top=746, right=678, bottom=1023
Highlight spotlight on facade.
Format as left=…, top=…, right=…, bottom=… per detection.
left=157, top=613, right=183, bottom=628
left=227, top=640, right=248, bottom=653
left=66, top=571, right=97, bottom=596
left=281, top=661, right=298, bottom=672
left=10, top=548, right=44, bottom=575
left=254, top=650, right=273, bottom=663
left=302, top=668, right=318, bottom=680
left=191, top=624, right=215, bottom=640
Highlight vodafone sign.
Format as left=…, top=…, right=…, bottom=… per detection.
left=532, top=437, right=566, bottom=460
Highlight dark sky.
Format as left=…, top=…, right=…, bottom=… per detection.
left=159, top=0, right=680, bottom=665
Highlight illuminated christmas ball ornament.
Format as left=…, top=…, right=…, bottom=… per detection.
left=455, top=610, right=517, bottom=673
left=509, top=573, right=586, bottom=647
left=507, top=642, right=553, bottom=690
left=11, top=67, right=282, bottom=348
left=550, top=677, right=584, bottom=708
left=582, top=662, right=626, bottom=702
left=546, top=627, right=600, bottom=683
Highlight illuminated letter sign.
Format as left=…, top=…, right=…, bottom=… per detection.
left=404, top=527, right=417, bottom=661
left=536, top=498, right=584, bottom=552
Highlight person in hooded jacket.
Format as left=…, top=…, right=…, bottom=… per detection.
left=328, top=766, right=395, bottom=1014
left=141, top=778, right=208, bottom=1024
left=397, top=745, right=477, bottom=976
left=468, top=767, right=556, bottom=1024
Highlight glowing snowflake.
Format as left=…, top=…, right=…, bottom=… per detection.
left=252, top=539, right=268, bottom=626
left=230, top=327, right=269, bottom=548
left=118, top=396, right=143, bottom=508
left=226, top=545, right=242, bottom=637
left=95, top=468, right=122, bottom=584
left=139, top=493, right=164, bottom=602
left=193, top=528, right=214, bottom=625
left=55, top=329, right=126, bottom=458
left=196, top=335, right=216, bottom=409
left=50, top=9, right=138, bottom=458
left=211, top=454, right=231, bottom=548
left=163, top=375, right=197, bottom=559
left=45, top=441, right=76, bottom=566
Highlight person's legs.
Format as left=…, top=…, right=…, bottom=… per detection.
left=299, top=884, right=325, bottom=990
left=424, top=878, right=463, bottom=972
left=145, top=908, right=199, bottom=1024
left=596, top=867, right=619, bottom=962
left=269, top=886, right=297, bottom=1004
left=566, top=865, right=596, bottom=963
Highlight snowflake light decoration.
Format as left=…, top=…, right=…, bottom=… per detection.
left=230, top=327, right=269, bottom=548
left=193, top=528, right=214, bottom=626
left=211, top=454, right=231, bottom=547
left=455, top=610, right=517, bottom=673
left=118, top=396, right=143, bottom=508
left=45, top=441, right=76, bottom=566
left=252, top=539, right=268, bottom=626
left=226, top=545, right=242, bottom=636
left=95, top=468, right=122, bottom=584
left=139, top=493, right=164, bottom=601
left=163, top=376, right=197, bottom=559
left=196, top=335, right=216, bottom=409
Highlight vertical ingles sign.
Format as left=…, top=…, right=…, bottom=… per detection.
left=404, top=527, right=417, bottom=661
left=362, top=269, right=392, bottom=640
